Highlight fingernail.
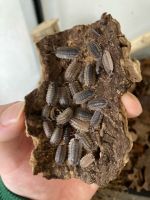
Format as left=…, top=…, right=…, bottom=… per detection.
left=0, top=102, right=24, bottom=126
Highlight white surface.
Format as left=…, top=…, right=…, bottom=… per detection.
left=42, top=0, right=150, bottom=40
left=0, top=0, right=40, bottom=105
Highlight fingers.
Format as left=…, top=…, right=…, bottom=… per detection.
left=121, top=92, right=142, bottom=118
left=0, top=102, right=32, bottom=174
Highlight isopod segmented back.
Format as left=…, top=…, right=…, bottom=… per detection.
left=80, top=153, right=95, bottom=168
left=50, top=126, right=63, bottom=146
left=87, top=41, right=102, bottom=59
left=55, top=144, right=67, bottom=165
left=46, top=82, right=58, bottom=106
left=59, top=86, right=71, bottom=107
left=43, top=121, right=54, bottom=138
left=42, top=104, right=50, bottom=119
left=90, top=111, right=103, bottom=128
left=102, top=49, right=114, bottom=75
left=56, top=107, right=73, bottom=125
left=84, top=63, right=96, bottom=87
left=68, top=138, right=82, bottom=166
left=65, top=59, right=81, bottom=82
left=73, top=89, right=94, bottom=104
left=55, top=47, right=80, bottom=59
left=74, top=107, right=92, bottom=122
left=88, top=97, right=108, bottom=111
left=70, top=118, right=90, bottom=132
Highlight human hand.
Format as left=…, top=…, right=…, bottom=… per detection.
left=0, top=92, right=142, bottom=200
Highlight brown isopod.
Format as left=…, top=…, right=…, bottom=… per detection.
left=59, top=86, right=71, bottom=107
left=74, top=107, right=92, bottom=122
left=84, top=63, right=96, bottom=86
left=88, top=97, right=108, bottom=111
left=102, top=49, right=114, bottom=75
left=55, top=47, right=80, bottom=59
left=65, top=59, right=81, bottom=82
left=69, top=81, right=82, bottom=96
left=73, top=89, right=94, bottom=104
left=42, top=121, right=54, bottom=138
left=56, top=107, right=73, bottom=125
left=80, top=153, right=95, bottom=168
left=87, top=41, right=102, bottom=59
left=90, top=111, right=103, bottom=128
left=46, top=82, right=58, bottom=106
left=42, top=104, right=50, bottom=119
left=78, top=67, right=84, bottom=84
left=55, top=144, right=67, bottom=165
left=68, top=138, right=82, bottom=166
left=70, top=118, right=89, bottom=132
left=50, top=126, right=63, bottom=145
left=76, top=132, right=95, bottom=152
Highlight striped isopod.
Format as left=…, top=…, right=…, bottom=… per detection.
left=42, top=104, right=50, bottom=119
left=78, top=68, right=84, bottom=84
left=50, top=126, right=63, bottom=145
left=63, top=126, right=72, bottom=144
left=56, top=107, right=73, bottom=125
left=68, top=138, right=82, bottom=166
left=55, top=144, right=67, bottom=165
left=80, top=153, right=95, bottom=168
left=70, top=118, right=89, bottom=132
left=87, top=41, right=102, bottom=59
left=55, top=47, right=80, bottom=59
left=90, top=111, right=103, bottom=128
left=84, top=63, right=96, bottom=86
left=64, top=59, right=81, bottom=82
left=43, top=121, right=54, bottom=138
left=59, top=86, right=71, bottom=107
left=46, top=82, right=58, bottom=106
left=73, top=89, right=94, bottom=104
left=69, top=81, right=82, bottom=96
left=102, top=50, right=114, bottom=75
left=76, top=132, right=95, bottom=152
left=74, top=107, right=92, bottom=122
left=87, top=97, right=108, bottom=111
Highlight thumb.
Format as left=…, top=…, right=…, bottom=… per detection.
left=0, top=102, right=29, bottom=174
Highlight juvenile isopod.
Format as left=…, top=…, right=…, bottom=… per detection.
left=55, top=144, right=67, bottom=165
left=73, top=89, right=94, bottom=104
left=84, top=63, right=96, bottom=86
left=42, top=104, right=50, bottom=119
left=50, top=126, right=63, bottom=145
left=80, top=153, right=95, bottom=168
left=63, top=126, right=72, bottom=144
left=87, top=41, right=102, bottom=59
left=68, top=138, right=82, bottom=166
left=46, top=82, right=58, bottom=106
left=43, top=121, right=54, bottom=138
left=70, top=118, right=89, bottom=132
left=102, top=49, right=114, bottom=75
left=90, top=111, right=103, bottom=128
left=74, top=107, right=92, bottom=122
left=56, top=107, right=73, bottom=125
left=76, top=132, right=96, bottom=152
left=69, top=81, right=82, bottom=96
left=88, top=97, right=108, bottom=111
left=78, top=68, right=84, bottom=83
left=59, top=86, right=71, bottom=107
left=65, top=59, right=81, bottom=82
left=55, top=47, right=80, bottom=59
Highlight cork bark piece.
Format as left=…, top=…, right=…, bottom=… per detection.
left=25, top=13, right=141, bottom=186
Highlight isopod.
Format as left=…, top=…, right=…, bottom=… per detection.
left=76, top=132, right=95, bottom=152
left=55, top=144, right=67, bottom=165
left=46, top=82, right=58, bottom=106
left=50, top=126, right=63, bottom=145
left=80, top=153, right=95, bottom=168
left=90, top=111, right=103, bottom=128
left=55, top=47, right=80, bottom=59
left=42, top=104, right=50, bottom=119
left=84, top=63, right=96, bottom=86
left=74, top=107, right=92, bottom=122
left=69, top=81, right=82, bottom=96
left=102, top=49, right=114, bottom=75
left=43, top=121, right=54, bottom=138
left=68, top=138, right=82, bottom=166
left=56, top=107, right=73, bottom=125
left=59, top=86, right=71, bottom=107
left=73, top=89, right=94, bottom=104
left=96, top=59, right=101, bottom=75
left=70, top=118, right=89, bottom=132
left=65, top=59, right=81, bottom=82
left=63, top=126, right=72, bottom=144
left=88, top=97, right=108, bottom=111
left=78, top=68, right=84, bottom=83
left=87, top=41, right=102, bottom=59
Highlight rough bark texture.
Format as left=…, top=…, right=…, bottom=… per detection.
left=25, top=13, right=141, bottom=186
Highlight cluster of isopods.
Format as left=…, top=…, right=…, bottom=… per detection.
left=42, top=39, right=114, bottom=168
